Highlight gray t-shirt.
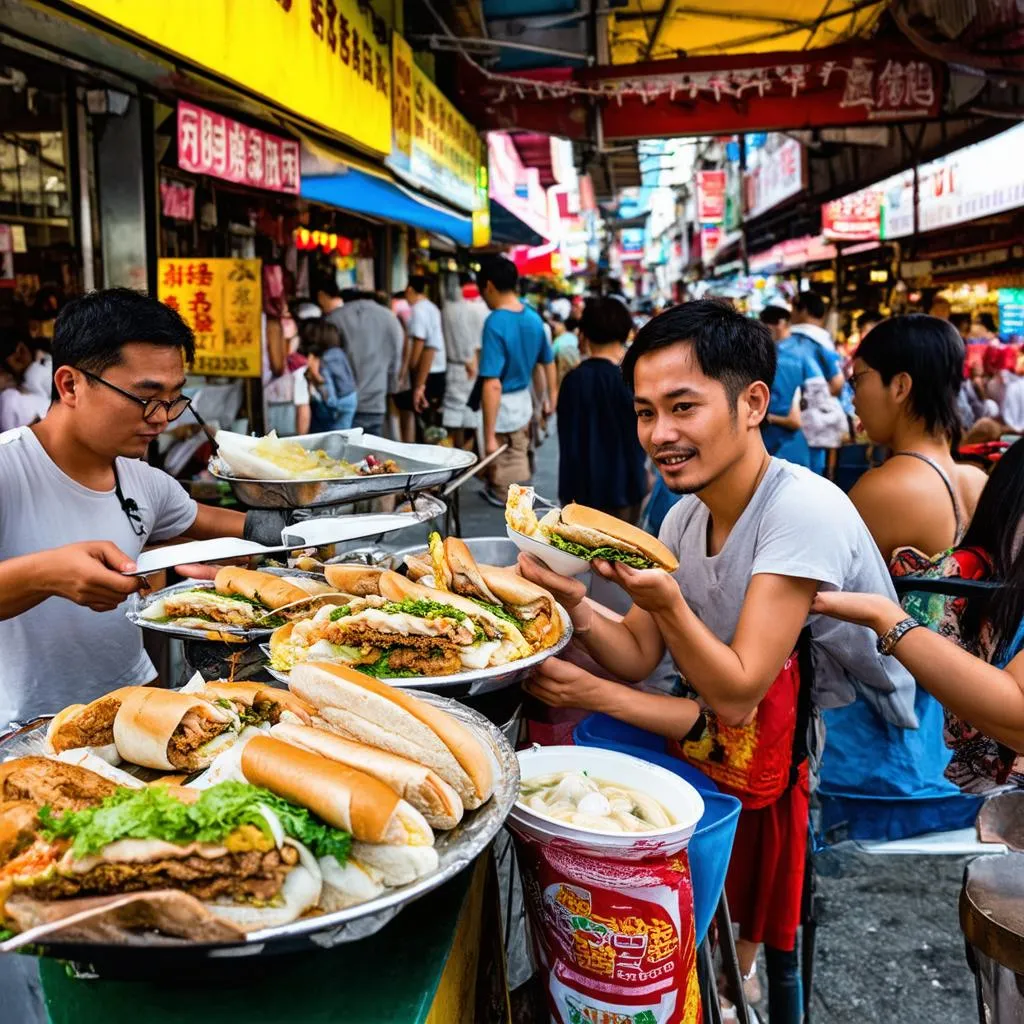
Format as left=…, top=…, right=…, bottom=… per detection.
left=0, top=427, right=198, bottom=727
left=658, top=458, right=917, bottom=728
left=327, top=301, right=405, bottom=416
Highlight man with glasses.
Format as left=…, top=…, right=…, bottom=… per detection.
left=0, top=287, right=246, bottom=731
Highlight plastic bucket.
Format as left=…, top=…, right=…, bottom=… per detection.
left=574, top=714, right=742, bottom=945
left=509, top=745, right=706, bottom=1024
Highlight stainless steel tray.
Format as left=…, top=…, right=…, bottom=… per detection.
left=210, top=430, right=477, bottom=509
left=126, top=567, right=334, bottom=643
left=262, top=606, right=573, bottom=697
left=0, top=692, right=518, bottom=961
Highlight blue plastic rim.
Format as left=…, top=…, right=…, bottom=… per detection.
left=573, top=714, right=742, bottom=945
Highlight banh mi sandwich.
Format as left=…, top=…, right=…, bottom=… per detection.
left=426, top=534, right=562, bottom=651
left=46, top=686, right=142, bottom=763
left=289, top=662, right=495, bottom=810
left=0, top=780, right=342, bottom=932
left=323, top=564, right=387, bottom=597
left=240, top=735, right=438, bottom=911
left=270, top=570, right=531, bottom=677
left=139, top=567, right=340, bottom=631
left=506, top=485, right=678, bottom=571
left=270, top=722, right=463, bottom=830
left=240, top=736, right=433, bottom=847
left=0, top=757, right=119, bottom=813
left=112, top=688, right=244, bottom=771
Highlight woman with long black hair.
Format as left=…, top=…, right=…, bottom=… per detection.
left=847, top=315, right=989, bottom=563
left=815, top=439, right=1024, bottom=791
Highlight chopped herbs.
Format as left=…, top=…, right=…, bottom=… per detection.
left=329, top=605, right=352, bottom=621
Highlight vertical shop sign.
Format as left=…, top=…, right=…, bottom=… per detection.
left=696, top=171, right=726, bottom=224
left=387, top=31, right=486, bottom=217
left=158, top=258, right=262, bottom=378
left=178, top=103, right=300, bottom=194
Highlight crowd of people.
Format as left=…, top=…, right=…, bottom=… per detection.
left=1, top=271, right=1023, bottom=1021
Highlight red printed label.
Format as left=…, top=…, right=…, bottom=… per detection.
left=514, top=836, right=702, bottom=1024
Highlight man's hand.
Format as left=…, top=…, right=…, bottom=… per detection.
left=517, top=553, right=588, bottom=615
left=592, top=560, right=682, bottom=615
left=465, top=359, right=477, bottom=381
left=525, top=657, right=615, bottom=710
left=413, top=385, right=428, bottom=413
left=46, top=541, right=144, bottom=612
left=810, top=589, right=904, bottom=634
left=542, top=396, right=554, bottom=417
left=485, top=434, right=500, bottom=457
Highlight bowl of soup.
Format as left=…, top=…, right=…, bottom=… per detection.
left=509, top=745, right=704, bottom=859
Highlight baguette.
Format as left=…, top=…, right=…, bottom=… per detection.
left=214, top=567, right=310, bottom=610
left=240, top=735, right=433, bottom=846
left=323, top=565, right=386, bottom=596
left=289, top=662, right=495, bottom=809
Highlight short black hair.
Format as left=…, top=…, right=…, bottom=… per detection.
left=580, top=297, right=634, bottom=346
left=759, top=305, right=790, bottom=327
left=476, top=256, right=518, bottom=294
left=52, top=288, right=195, bottom=400
left=407, top=275, right=428, bottom=295
left=977, top=312, right=998, bottom=334
left=317, top=276, right=342, bottom=299
left=298, top=318, right=341, bottom=356
left=622, top=300, right=776, bottom=404
left=857, top=309, right=884, bottom=331
left=794, top=290, right=827, bottom=321
left=855, top=314, right=963, bottom=442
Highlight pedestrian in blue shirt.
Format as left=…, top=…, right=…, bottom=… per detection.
left=759, top=305, right=822, bottom=468
left=299, top=319, right=358, bottom=432
left=476, top=256, right=555, bottom=504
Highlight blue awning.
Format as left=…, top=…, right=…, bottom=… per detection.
left=302, top=166, right=473, bottom=246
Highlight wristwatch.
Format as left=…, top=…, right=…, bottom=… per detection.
left=876, top=617, right=922, bottom=656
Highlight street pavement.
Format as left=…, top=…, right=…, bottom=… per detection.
left=475, top=429, right=978, bottom=1023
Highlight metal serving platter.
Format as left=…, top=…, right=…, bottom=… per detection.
left=0, top=692, right=518, bottom=969
left=126, top=567, right=335, bottom=643
left=209, top=430, right=478, bottom=509
left=262, top=605, right=573, bottom=697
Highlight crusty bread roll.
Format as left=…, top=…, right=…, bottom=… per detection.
left=289, top=662, right=495, bottom=810
left=214, top=567, right=310, bottom=610
left=479, top=566, right=563, bottom=649
left=549, top=503, right=679, bottom=571
left=270, top=722, right=463, bottom=830
left=323, top=565, right=385, bottom=596
left=240, top=735, right=433, bottom=846
left=112, top=689, right=236, bottom=771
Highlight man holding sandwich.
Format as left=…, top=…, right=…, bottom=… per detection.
left=518, top=300, right=916, bottom=1021
left=0, top=288, right=247, bottom=730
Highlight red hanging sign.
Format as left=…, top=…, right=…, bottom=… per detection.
left=696, top=171, right=726, bottom=224
left=177, top=101, right=300, bottom=194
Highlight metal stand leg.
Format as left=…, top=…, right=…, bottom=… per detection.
left=699, top=936, right=724, bottom=1024
left=802, top=836, right=818, bottom=1023
left=716, top=891, right=751, bottom=1024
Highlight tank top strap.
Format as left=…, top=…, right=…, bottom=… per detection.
left=890, top=450, right=965, bottom=545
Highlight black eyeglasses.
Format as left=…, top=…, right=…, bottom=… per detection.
left=848, top=369, right=874, bottom=393
left=77, top=368, right=194, bottom=423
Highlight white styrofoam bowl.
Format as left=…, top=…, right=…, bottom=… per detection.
left=506, top=526, right=590, bottom=577
left=509, top=745, right=705, bottom=860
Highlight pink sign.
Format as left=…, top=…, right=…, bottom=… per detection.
left=160, top=179, right=195, bottom=220
left=177, top=101, right=300, bottom=194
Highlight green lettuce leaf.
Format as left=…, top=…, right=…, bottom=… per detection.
left=467, top=597, right=523, bottom=628
left=38, top=781, right=350, bottom=863
left=545, top=532, right=654, bottom=569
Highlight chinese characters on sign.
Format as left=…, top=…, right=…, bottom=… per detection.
left=388, top=31, right=486, bottom=214
left=744, top=136, right=805, bottom=220
left=158, top=258, right=262, bottom=378
left=159, top=179, right=195, bottom=221
left=178, top=102, right=299, bottom=194
left=822, top=189, right=882, bottom=241
left=696, top=171, right=726, bottom=223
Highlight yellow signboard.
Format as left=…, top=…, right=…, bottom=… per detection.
left=65, top=0, right=391, bottom=155
left=158, top=258, right=262, bottom=378
left=388, top=32, right=486, bottom=217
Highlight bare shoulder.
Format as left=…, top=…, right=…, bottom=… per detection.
left=955, top=463, right=990, bottom=511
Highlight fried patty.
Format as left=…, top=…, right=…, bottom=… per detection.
left=166, top=711, right=233, bottom=770
left=50, top=696, right=122, bottom=752
left=324, top=625, right=464, bottom=652
left=386, top=647, right=464, bottom=676
left=26, top=846, right=299, bottom=904
left=0, top=758, right=116, bottom=812
left=0, top=801, right=40, bottom=865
